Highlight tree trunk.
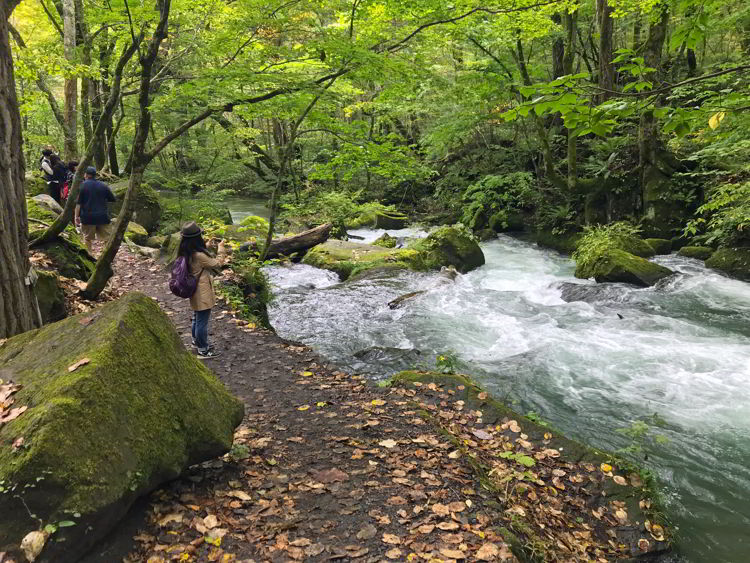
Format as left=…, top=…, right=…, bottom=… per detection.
left=63, top=0, right=77, bottom=159
left=597, top=0, right=615, bottom=100
left=0, top=1, right=41, bottom=337
left=638, top=2, right=670, bottom=228
left=551, top=14, right=565, bottom=79
left=242, top=223, right=332, bottom=258
left=562, top=10, right=577, bottom=76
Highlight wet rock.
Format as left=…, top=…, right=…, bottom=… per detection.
left=705, top=247, right=750, bottom=280
left=32, top=194, right=63, bottom=215
left=645, top=238, right=672, bottom=255
left=532, top=230, right=581, bottom=254
left=353, top=347, right=422, bottom=371
left=557, top=282, right=623, bottom=304
left=0, top=293, right=244, bottom=563
left=410, top=225, right=485, bottom=273
left=575, top=249, right=673, bottom=287
left=678, top=246, right=714, bottom=260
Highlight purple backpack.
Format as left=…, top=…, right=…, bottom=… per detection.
left=169, top=256, right=200, bottom=298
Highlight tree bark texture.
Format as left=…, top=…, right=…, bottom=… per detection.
left=63, top=0, right=77, bottom=159
left=0, top=0, right=41, bottom=337
left=597, top=0, right=614, bottom=100
left=241, top=223, right=332, bottom=258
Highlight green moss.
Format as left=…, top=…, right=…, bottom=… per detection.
left=531, top=230, right=581, bottom=254
left=124, top=222, right=149, bottom=246
left=34, top=270, right=67, bottom=324
left=145, top=235, right=166, bottom=249
left=409, top=225, right=485, bottom=273
left=111, top=180, right=163, bottom=233
left=678, top=246, right=714, bottom=260
left=575, top=249, right=673, bottom=286
left=349, top=210, right=408, bottom=229
left=0, top=293, right=243, bottom=560
left=705, top=247, right=750, bottom=280
left=645, top=238, right=672, bottom=255
left=38, top=235, right=96, bottom=281
left=372, top=233, right=397, bottom=248
left=216, top=258, right=273, bottom=329
left=26, top=197, right=58, bottom=224
left=618, top=235, right=656, bottom=258
left=25, top=175, right=48, bottom=197
left=302, top=240, right=423, bottom=280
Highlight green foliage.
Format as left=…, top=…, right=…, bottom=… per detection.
left=616, top=414, right=670, bottom=460
left=572, top=222, right=643, bottom=272
left=685, top=182, right=750, bottom=247
left=460, top=173, right=536, bottom=231
left=435, top=352, right=459, bottom=374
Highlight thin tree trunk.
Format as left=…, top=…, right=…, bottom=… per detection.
left=0, top=0, right=41, bottom=337
left=63, top=0, right=77, bottom=159
left=597, top=0, right=615, bottom=100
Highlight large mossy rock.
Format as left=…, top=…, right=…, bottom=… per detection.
left=372, top=233, right=397, bottom=248
left=37, top=236, right=96, bottom=282
left=645, top=238, right=672, bottom=255
left=350, top=210, right=408, bottom=230
left=410, top=225, right=485, bottom=273
left=25, top=175, right=48, bottom=197
left=124, top=221, right=149, bottom=246
left=302, top=240, right=422, bottom=281
left=678, top=246, right=714, bottom=260
left=34, top=270, right=67, bottom=324
left=0, top=293, right=244, bottom=562
left=575, top=249, right=673, bottom=287
left=618, top=235, right=656, bottom=258
left=32, top=194, right=63, bottom=215
left=705, top=247, right=750, bottom=280
left=26, top=197, right=58, bottom=225
left=111, top=180, right=163, bottom=233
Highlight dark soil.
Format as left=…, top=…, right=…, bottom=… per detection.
left=77, top=248, right=665, bottom=563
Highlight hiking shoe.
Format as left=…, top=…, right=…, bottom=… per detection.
left=197, top=349, right=220, bottom=359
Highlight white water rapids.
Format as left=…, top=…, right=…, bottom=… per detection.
left=265, top=231, right=750, bottom=562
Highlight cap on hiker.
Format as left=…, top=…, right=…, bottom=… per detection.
left=85, top=166, right=97, bottom=176
left=181, top=221, right=203, bottom=238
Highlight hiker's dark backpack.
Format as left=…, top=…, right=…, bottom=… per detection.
left=169, top=256, right=200, bottom=298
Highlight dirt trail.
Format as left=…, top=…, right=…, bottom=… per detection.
left=79, top=248, right=661, bottom=563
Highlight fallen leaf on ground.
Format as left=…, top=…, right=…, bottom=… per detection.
left=432, top=503, right=450, bottom=516
left=357, top=524, right=377, bottom=540
left=385, top=548, right=402, bottom=559
left=475, top=543, right=499, bottom=560
left=613, top=475, right=627, bottom=485
left=226, top=490, right=252, bottom=501
left=313, top=467, right=349, bottom=483
left=378, top=439, right=398, bottom=448
left=203, top=515, right=219, bottom=529
left=439, top=548, right=466, bottom=559
left=382, top=533, right=401, bottom=545
left=472, top=429, right=492, bottom=440
left=67, top=358, right=91, bottom=372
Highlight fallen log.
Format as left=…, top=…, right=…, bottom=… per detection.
left=239, top=222, right=333, bottom=258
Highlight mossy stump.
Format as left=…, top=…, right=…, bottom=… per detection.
left=0, top=293, right=244, bottom=562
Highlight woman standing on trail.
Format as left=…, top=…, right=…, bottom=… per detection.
left=177, top=222, right=227, bottom=359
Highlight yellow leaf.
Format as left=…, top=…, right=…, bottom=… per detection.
left=600, top=463, right=613, bottom=473
left=708, top=111, right=726, bottom=130
left=301, top=371, right=313, bottom=377
left=371, top=399, right=386, bottom=406
left=298, top=405, right=310, bottom=411
left=316, top=402, right=327, bottom=407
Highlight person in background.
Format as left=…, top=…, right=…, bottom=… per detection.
left=47, top=154, right=68, bottom=204
left=61, top=160, right=79, bottom=203
left=39, top=148, right=53, bottom=177
left=75, top=166, right=116, bottom=254
left=177, top=222, right=228, bottom=359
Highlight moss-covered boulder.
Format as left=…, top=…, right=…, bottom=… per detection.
left=576, top=249, right=673, bottom=287
left=618, top=235, right=657, bottom=258
left=302, top=240, right=422, bottom=281
left=678, top=246, right=714, bottom=260
left=350, top=210, right=408, bottom=229
left=111, top=180, right=163, bottom=233
left=410, top=225, right=485, bottom=273
left=25, top=175, right=48, bottom=197
left=645, top=238, right=672, bottom=255
left=145, top=235, right=166, bottom=249
left=161, top=232, right=182, bottom=265
left=489, top=210, right=525, bottom=233
left=705, top=247, right=750, bottom=280
left=532, top=230, right=582, bottom=254
left=34, top=270, right=67, bottom=324
left=373, top=233, right=397, bottom=248
left=32, top=194, right=63, bottom=215
left=0, top=293, right=244, bottom=562
left=37, top=236, right=96, bottom=282
left=124, top=222, right=149, bottom=246
left=26, top=197, right=58, bottom=225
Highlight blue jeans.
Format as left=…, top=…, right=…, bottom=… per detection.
left=192, top=309, right=212, bottom=352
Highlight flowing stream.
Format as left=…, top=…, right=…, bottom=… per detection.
left=264, top=230, right=750, bottom=562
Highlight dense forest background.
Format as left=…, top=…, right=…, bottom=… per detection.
left=9, top=0, right=750, bottom=251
